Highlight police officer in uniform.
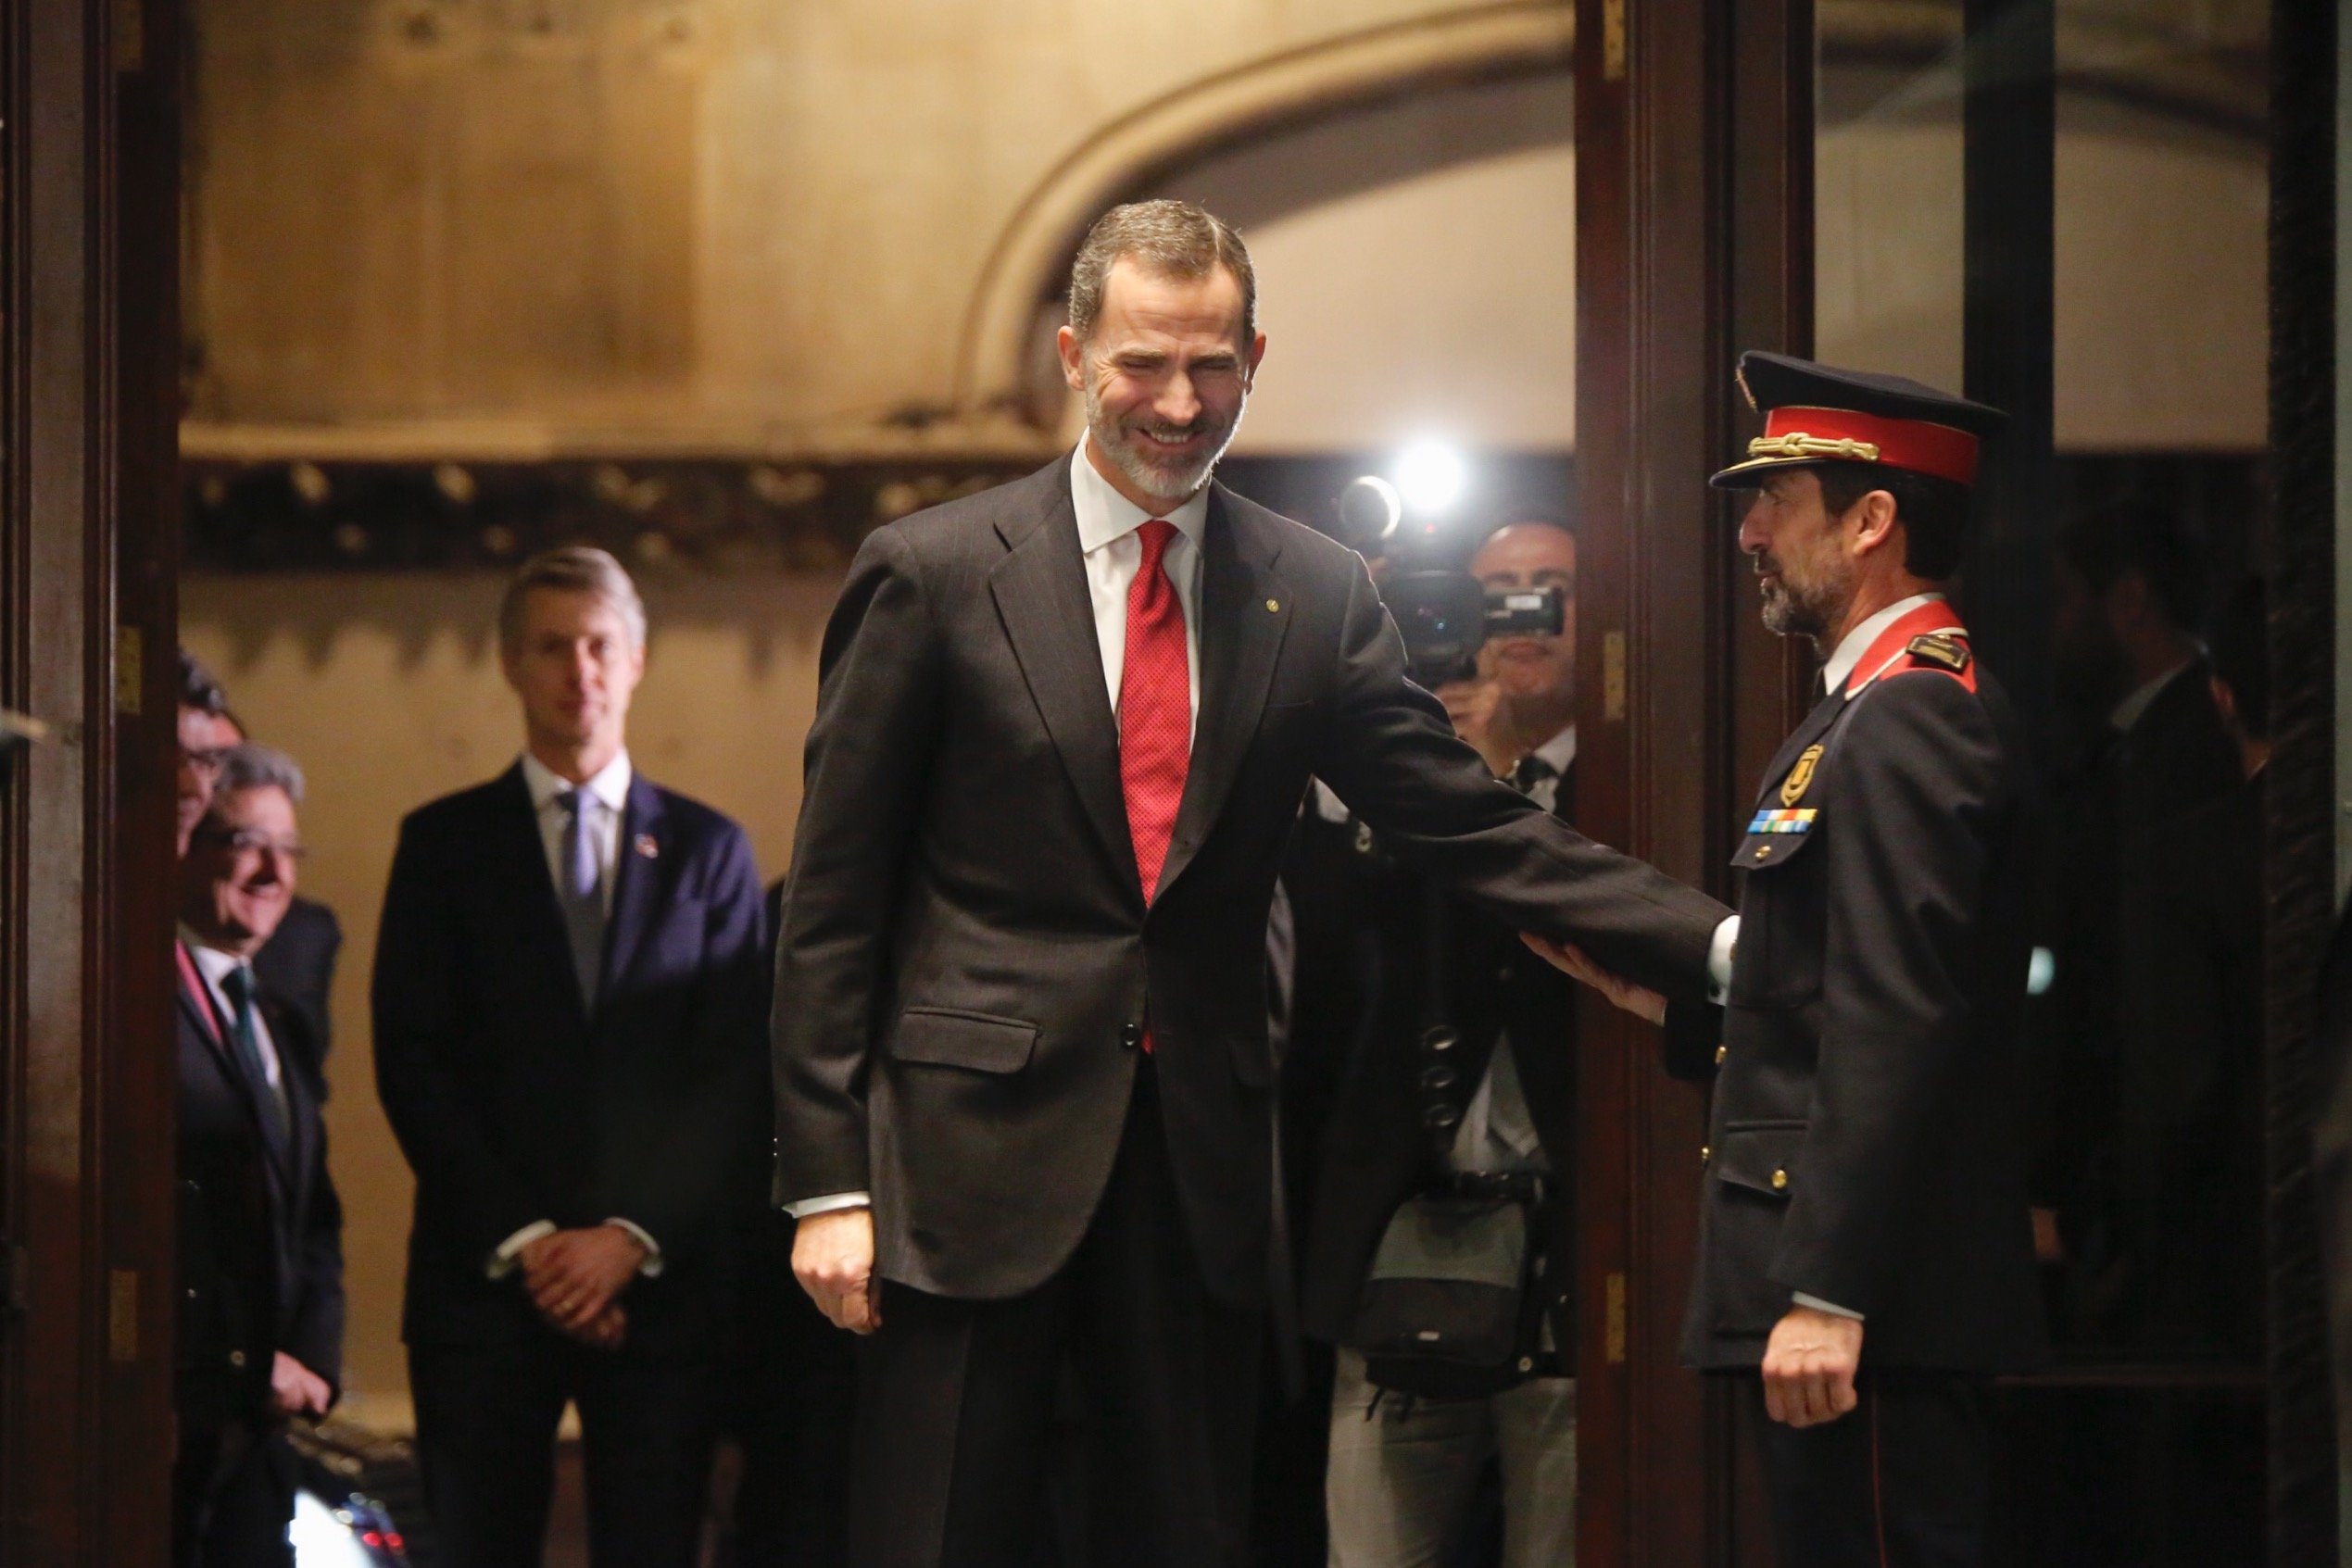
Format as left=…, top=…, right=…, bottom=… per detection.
left=1531, top=353, right=2047, bottom=1568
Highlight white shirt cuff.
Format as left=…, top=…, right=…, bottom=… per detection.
left=487, top=1220, right=557, bottom=1279
left=605, top=1218, right=664, bottom=1277
left=1792, top=1292, right=1864, bottom=1321
left=784, top=1191, right=871, bottom=1220
left=1706, top=916, right=1741, bottom=1004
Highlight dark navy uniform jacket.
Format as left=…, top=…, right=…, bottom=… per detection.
left=1664, top=604, right=2049, bottom=1373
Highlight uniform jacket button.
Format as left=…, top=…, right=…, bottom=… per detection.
left=1771, top=1169, right=1790, bottom=1191
left=228, top=1350, right=245, bottom=1368
left=1715, top=1044, right=1729, bottom=1066
left=1701, top=1145, right=1712, bottom=1165
left=1120, top=1024, right=1143, bottom=1049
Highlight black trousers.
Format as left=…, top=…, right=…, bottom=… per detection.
left=849, top=1063, right=1264, bottom=1568
left=172, top=1416, right=296, bottom=1568
left=1740, top=1371, right=1989, bottom=1568
left=409, top=1335, right=722, bottom=1568
left=719, top=1211, right=860, bottom=1567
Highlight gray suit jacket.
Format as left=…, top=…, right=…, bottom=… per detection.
left=773, top=459, right=1729, bottom=1306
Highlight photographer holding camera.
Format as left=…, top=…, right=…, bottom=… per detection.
left=1294, top=515, right=1583, bottom=1568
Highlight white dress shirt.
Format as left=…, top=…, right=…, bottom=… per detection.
left=493, top=748, right=664, bottom=1276
left=183, top=934, right=285, bottom=1097
left=785, top=445, right=1212, bottom=1222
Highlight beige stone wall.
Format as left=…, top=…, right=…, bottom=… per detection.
left=186, top=0, right=1485, bottom=451
left=181, top=569, right=841, bottom=1417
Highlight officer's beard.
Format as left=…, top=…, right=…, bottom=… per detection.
left=1754, top=546, right=1856, bottom=654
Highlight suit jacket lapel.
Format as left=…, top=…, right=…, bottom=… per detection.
left=1155, top=489, right=1290, bottom=901
left=989, top=475, right=1141, bottom=897
left=601, top=774, right=668, bottom=1002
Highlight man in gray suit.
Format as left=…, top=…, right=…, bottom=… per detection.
left=772, top=200, right=1734, bottom=1568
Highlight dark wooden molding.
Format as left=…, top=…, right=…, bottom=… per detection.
left=1574, top=0, right=1812, bottom=1562
left=0, top=0, right=179, bottom=1557
left=2263, top=0, right=2337, bottom=1560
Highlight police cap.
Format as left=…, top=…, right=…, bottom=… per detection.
left=1710, top=351, right=2009, bottom=490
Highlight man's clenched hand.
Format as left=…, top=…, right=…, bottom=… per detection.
left=794, top=1207, right=881, bottom=1335
left=1760, top=1304, right=1864, bottom=1427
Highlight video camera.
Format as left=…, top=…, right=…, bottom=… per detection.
left=1333, top=475, right=1565, bottom=687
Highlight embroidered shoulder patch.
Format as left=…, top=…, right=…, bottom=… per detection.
left=1905, top=633, right=1970, bottom=672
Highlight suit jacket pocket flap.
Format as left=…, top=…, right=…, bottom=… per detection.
left=1714, top=1121, right=1805, bottom=1199
left=890, top=1008, right=1038, bottom=1073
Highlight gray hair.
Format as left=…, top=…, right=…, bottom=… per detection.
left=498, top=546, right=648, bottom=652
left=212, top=742, right=305, bottom=807
left=1067, top=200, right=1256, bottom=347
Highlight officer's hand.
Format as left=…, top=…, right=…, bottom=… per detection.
left=794, top=1207, right=882, bottom=1335
left=1761, top=1305, right=1864, bottom=1427
left=1520, top=935, right=1668, bottom=1025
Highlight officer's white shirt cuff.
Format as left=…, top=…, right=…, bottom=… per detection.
left=785, top=1191, right=872, bottom=1220
left=1706, top=916, right=1741, bottom=1004
left=1792, top=1292, right=1864, bottom=1321
left=486, top=1218, right=664, bottom=1278
left=487, top=1220, right=557, bottom=1278
left=605, top=1218, right=665, bottom=1277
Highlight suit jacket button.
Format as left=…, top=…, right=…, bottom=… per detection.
left=1715, top=1044, right=1729, bottom=1066
left=1771, top=1169, right=1790, bottom=1191
left=1120, top=1024, right=1143, bottom=1049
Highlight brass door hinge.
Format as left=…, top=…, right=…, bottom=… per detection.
left=114, top=626, right=143, bottom=717
left=1604, top=1270, right=1629, bottom=1364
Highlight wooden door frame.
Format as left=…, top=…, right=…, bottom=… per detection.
left=1571, top=0, right=1813, bottom=1562
left=0, top=0, right=180, bottom=1560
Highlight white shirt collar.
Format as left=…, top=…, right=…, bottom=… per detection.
left=1530, top=723, right=1578, bottom=776
left=1068, top=442, right=1211, bottom=557
left=179, top=928, right=253, bottom=984
left=521, top=748, right=633, bottom=814
left=2108, top=660, right=2195, bottom=734
left=1821, top=592, right=1947, bottom=695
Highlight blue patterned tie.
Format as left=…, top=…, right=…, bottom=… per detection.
left=558, top=788, right=606, bottom=1010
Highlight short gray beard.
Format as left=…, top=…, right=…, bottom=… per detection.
left=1083, top=376, right=1242, bottom=506
left=1755, top=555, right=1853, bottom=653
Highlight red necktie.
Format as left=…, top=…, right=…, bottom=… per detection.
left=1120, top=520, right=1191, bottom=905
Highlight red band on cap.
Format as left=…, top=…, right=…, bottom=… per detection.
left=1761, top=406, right=1981, bottom=485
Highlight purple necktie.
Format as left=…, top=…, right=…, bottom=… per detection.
left=558, top=789, right=605, bottom=1009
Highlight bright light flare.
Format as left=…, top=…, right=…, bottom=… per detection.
left=1395, top=442, right=1467, bottom=515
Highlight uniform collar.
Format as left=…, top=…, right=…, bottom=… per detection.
left=1820, top=592, right=1945, bottom=695
left=1068, top=442, right=1211, bottom=556
left=521, top=748, right=633, bottom=813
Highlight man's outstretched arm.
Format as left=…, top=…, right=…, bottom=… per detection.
left=1312, top=556, right=1729, bottom=1000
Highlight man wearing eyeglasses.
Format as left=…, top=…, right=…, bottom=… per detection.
left=174, top=743, right=346, bottom=1568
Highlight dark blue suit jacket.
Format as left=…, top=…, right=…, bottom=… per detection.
left=372, top=763, right=768, bottom=1351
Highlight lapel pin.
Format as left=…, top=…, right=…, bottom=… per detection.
left=635, top=834, right=659, bottom=859
left=1265, top=598, right=1280, bottom=612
